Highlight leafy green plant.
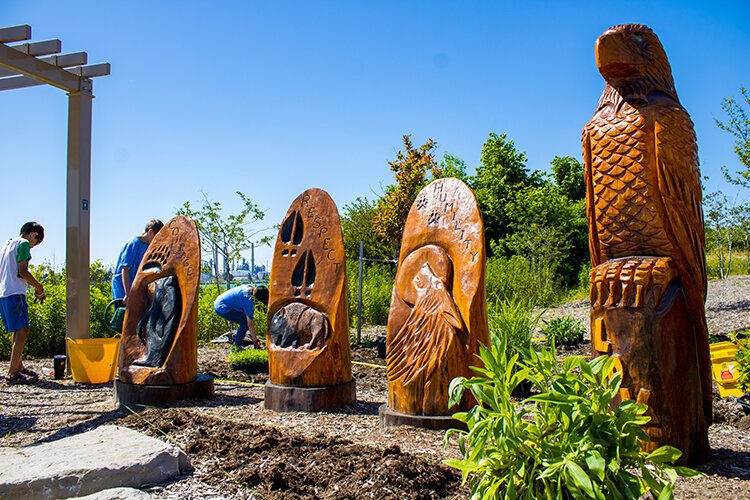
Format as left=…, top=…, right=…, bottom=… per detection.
left=730, top=332, right=750, bottom=393
left=444, top=335, right=700, bottom=499
left=228, top=347, right=268, bottom=374
left=540, top=315, right=585, bottom=346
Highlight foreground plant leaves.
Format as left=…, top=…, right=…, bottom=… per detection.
left=444, top=334, right=702, bottom=499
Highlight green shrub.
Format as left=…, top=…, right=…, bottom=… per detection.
left=540, top=315, right=585, bottom=346
left=486, top=255, right=562, bottom=307
left=730, top=333, right=750, bottom=393
left=445, top=336, right=700, bottom=499
left=228, top=347, right=269, bottom=373
left=198, top=285, right=231, bottom=343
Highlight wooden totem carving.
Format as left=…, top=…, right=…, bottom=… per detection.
left=267, top=188, right=352, bottom=388
left=387, top=178, right=489, bottom=416
left=582, top=24, right=711, bottom=464
left=119, top=216, right=201, bottom=386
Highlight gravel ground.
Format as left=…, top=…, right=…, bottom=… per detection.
left=1, top=277, right=749, bottom=498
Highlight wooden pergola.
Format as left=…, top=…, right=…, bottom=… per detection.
left=0, top=24, right=110, bottom=340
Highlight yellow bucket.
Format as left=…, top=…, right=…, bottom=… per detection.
left=709, top=341, right=743, bottom=398
left=66, top=336, right=121, bottom=384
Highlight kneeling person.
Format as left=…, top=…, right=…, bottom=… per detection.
left=214, top=285, right=269, bottom=349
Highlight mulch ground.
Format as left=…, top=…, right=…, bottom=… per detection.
left=1, top=331, right=750, bottom=498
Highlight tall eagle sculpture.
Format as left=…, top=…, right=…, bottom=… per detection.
left=582, top=24, right=711, bottom=464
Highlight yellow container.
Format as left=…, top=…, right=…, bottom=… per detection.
left=66, top=336, right=121, bottom=384
left=709, top=341, right=743, bottom=397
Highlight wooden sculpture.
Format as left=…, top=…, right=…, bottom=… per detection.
left=115, top=216, right=213, bottom=406
left=265, top=188, right=355, bottom=411
left=582, top=24, right=711, bottom=464
left=382, top=178, right=489, bottom=428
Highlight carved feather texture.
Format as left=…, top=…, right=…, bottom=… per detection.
left=387, top=267, right=463, bottom=390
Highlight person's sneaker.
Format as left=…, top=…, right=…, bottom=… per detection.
left=211, top=331, right=235, bottom=344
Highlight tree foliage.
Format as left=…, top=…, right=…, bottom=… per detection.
left=716, top=85, right=750, bottom=185
left=341, top=197, right=395, bottom=260
left=550, top=155, right=586, bottom=201
left=471, top=133, right=544, bottom=247
left=436, top=152, right=470, bottom=183
left=177, top=191, right=270, bottom=289
left=372, top=135, right=439, bottom=255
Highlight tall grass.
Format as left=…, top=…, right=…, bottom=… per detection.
left=347, top=260, right=395, bottom=327
left=486, top=255, right=563, bottom=307
left=487, top=299, right=541, bottom=357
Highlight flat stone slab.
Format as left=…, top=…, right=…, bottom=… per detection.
left=71, top=487, right=152, bottom=499
left=0, top=425, right=191, bottom=499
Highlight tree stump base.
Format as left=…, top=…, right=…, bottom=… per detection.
left=113, top=373, right=214, bottom=409
left=379, top=404, right=467, bottom=431
left=264, top=380, right=356, bottom=412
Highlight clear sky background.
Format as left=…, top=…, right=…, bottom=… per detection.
left=2, top=1, right=748, bottom=272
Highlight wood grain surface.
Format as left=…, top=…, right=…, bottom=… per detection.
left=583, top=24, right=711, bottom=464
left=119, top=216, right=201, bottom=386
left=267, top=188, right=352, bottom=388
left=386, top=178, right=489, bottom=416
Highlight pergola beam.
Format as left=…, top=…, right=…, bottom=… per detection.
left=0, top=25, right=31, bottom=43
left=0, top=51, right=88, bottom=77
left=11, top=39, right=62, bottom=56
left=0, top=42, right=86, bottom=93
left=0, top=63, right=110, bottom=91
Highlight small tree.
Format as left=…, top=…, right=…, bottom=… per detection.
left=373, top=135, right=439, bottom=255
left=177, top=191, right=271, bottom=291
left=716, top=86, right=750, bottom=185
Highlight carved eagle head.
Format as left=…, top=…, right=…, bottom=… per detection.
left=595, top=24, right=678, bottom=106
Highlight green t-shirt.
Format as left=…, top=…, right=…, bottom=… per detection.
left=16, top=240, right=31, bottom=263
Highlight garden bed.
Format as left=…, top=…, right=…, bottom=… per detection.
left=1, top=342, right=749, bottom=498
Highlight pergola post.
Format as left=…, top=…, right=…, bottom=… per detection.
left=66, top=90, right=93, bottom=340
left=0, top=24, right=109, bottom=341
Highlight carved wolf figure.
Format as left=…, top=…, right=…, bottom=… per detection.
left=582, top=24, right=711, bottom=464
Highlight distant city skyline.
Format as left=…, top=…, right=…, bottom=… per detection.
left=2, top=1, right=748, bottom=270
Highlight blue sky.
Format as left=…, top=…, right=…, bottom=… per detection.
left=2, top=1, right=748, bottom=270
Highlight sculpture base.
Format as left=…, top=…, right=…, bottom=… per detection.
left=113, top=373, right=214, bottom=409
left=264, top=379, right=356, bottom=412
left=379, top=404, right=467, bottom=431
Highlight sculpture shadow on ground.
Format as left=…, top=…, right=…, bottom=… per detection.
left=708, top=299, right=750, bottom=314
left=694, top=448, right=750, bottom=480
left=32, top=409, right=125, bottom=446
left=330, top=400, right=381, bottom=416
left=0, top=415, right=37, bottom=436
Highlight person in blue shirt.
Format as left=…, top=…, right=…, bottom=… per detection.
left=214, top=285, right=269, bottom=349
left=111, top=219, right=164, bottom=303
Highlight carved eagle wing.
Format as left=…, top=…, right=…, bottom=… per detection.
left=654, top=106, right=707, bottom=300
left=582, top=126, right=603, bottom=268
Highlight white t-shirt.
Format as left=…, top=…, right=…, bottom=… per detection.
left=0, top=237, right=31, bottom=298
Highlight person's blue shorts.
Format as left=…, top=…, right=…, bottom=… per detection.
left=0, top=294, right=29, bottom=332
